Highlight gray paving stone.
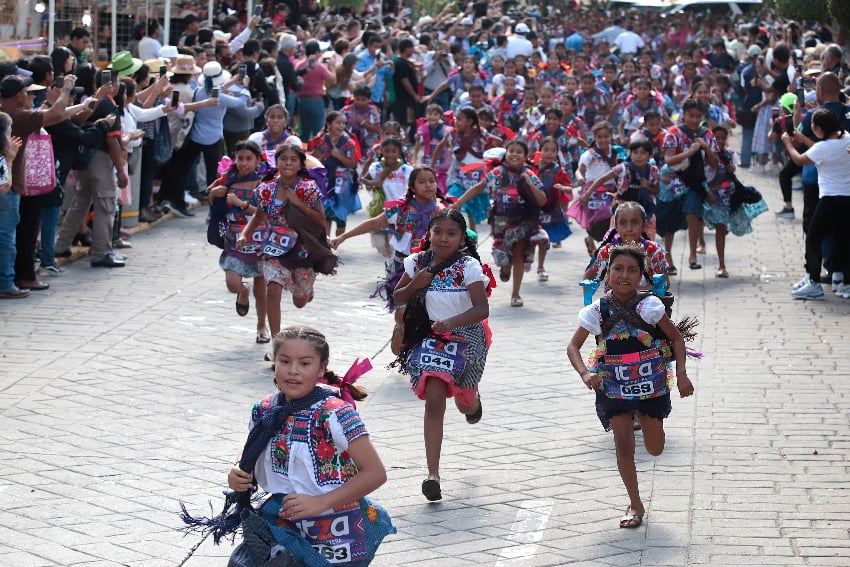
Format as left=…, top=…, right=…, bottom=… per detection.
left=2, top=156, right=849, bottom=566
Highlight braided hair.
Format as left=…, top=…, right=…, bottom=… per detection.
left=391, top=209, right=481, bottom=373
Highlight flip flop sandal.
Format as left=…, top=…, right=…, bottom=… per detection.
left=499, top=265, right=511, bottom=282
left=537, top=268, right=549, bottom=282
left=689, top=261, right=702, bottom=270
left=715, top=269, right=729, bottom=278
left=421, top=478, right=442, bottom=501
left=619, top=507, right=644, bottom=529
left=235, top=285, right=250, bottom=316
left=256, top=331, right=271, bottom=344
left=465, top=396, right=483, bottom=424
left=667, top=265, right=678, bottom=276
left=510, top=296, right=523, bottom=307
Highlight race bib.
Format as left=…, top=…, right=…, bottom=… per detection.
left=458, top=166, right=483, bottom=190
left=495, top=187, right=526, bottom=216
left=228, top=224, right=265, bottom=254
left=599, top=348, right=668, bottom=400
left=710, top=182, right=731, bottom=208
left=587, top=188, right=614, bottom=210
left=262, top=225, right=298, bottom=257
left=410, top=334, right=468, bottom=375
left=334, top=169, right=353, bottom=195
left=264, top=499, right=368, bottom=565
left=539, top=213, right=553, bottom=224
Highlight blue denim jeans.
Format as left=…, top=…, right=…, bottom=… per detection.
left=739, top=127, right=755, bottom=167
left=298, top=96, right=327, bottom=141
left=0, top=191, right=21, bottom=291
left=39, top=205, right=60, bottom=267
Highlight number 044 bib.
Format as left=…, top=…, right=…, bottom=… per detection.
left=599, top=348, right=668, bottom=400
left=410, top=334, right=469, bottom=375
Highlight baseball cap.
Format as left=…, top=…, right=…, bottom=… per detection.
left=747, top=45, right=762, bottom=58
left=0, top=76, right=45, bottom=99
left=460, top=16, right=474, bottom=26
left=515, top=23, right=530, bottom=34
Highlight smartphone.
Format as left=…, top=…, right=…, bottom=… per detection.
left=211, top=86, right=220, bottom=98
left=254, top=4, right=262, bottom=16
left=52, top=76, right=65, bottom=89
left=171, top=91, right=180, bottom=107
left=102, top=70, right=112, bottom=85
left=771, top=106, right=781, bottom=122
left=784, top=115, right=795, bottom=135
left=308, top=55, right=316, bottom=69
left=238, top=64, right=247, bottom=81
left=159, top=66, right=167, bottom=77
left=797, top=87, right=805, bottom=109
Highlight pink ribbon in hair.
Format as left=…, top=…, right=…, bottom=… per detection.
left=217, top=155, right=233, bottom=175
left=324, top=358, right=372, bottom=408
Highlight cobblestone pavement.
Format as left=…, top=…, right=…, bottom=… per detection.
left=1, top=163, right=848, bottom=567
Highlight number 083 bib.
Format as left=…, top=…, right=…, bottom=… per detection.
left=599, top=348, right=668, bottom=400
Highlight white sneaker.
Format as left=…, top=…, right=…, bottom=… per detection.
left=791, top=279, right=824, bottom=299
left=835, top=283, right=850, bottom=299
left=184, top=191, right=199, bottom=206
left=792, top=275, right=810, bottom=290
left=831, top=272, right=844, bottom=291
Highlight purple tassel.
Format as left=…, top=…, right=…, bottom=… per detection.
left=370, top=264, right=405, bottom=312
left=178, top=489, right=266, bottom=545
left=686, top=347, right=704, bottom=359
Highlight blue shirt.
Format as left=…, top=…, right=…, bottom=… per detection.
left=372, top=65, right=391, bottom=103
left=190, top=89, right=249, bottom=145
left=566, top=32, right=585, bottom=52
left=356, top=50, right=378, bottom=73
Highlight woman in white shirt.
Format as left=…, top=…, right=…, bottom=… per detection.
left=782, top=108, right=850, bottom=299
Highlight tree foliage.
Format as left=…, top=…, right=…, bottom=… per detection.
left=768, top=0, right=831, bottom=23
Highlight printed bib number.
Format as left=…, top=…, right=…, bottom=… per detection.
left=495, top=188, right=526, bottom=216
left=289, top=504, right=367, bottom=564
left=710, top=183, right=731, bottom=207
left=587, top=189, right=614, bottom=210
left=599, top=349, right=668, bottom=400
left=229, top=224, right=265, bottom=254
left=459, top=168, right=482, bottom=190
left=539, top=213, right=552, bottom=224
left=411, top=335, right=468, bottom=375
left=334, top=170, right=353, bottom=195
left=262, top=225, right=298, bottom=257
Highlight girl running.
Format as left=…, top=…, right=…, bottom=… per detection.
left=309, top=111, right=361, bottom=237
left=247, top=104, right=294, bottom=164
left=453, top=140, right=549, bottom=307
left=413, top=104, right=451, bottom=195
left=567, top=243, right=694, bottom=529
left=362, top=137, right=415, bottom=257
left=207, top=140, right=270, bottom=343
left=534, top=136, right=573, bottom=279
left=392, top=209, right=492, bottom=502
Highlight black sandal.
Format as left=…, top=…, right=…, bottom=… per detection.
left=235, top=285, right=250, bottom=316
left=689, top=261, right=702, bottom=270
left=421, top=478, right=442, bottom=501
left=465, top=396, right=483, bottom=424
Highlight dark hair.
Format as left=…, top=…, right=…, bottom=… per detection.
left=304, top=40, right=321, bottom=56
left=455, top=106, right=482, bottom=134
left=147, top=19, right=160, bottom=35
left=681, top=97, right=707, bottom=116
left=324, top=110, right=344, bottom=129
left=243, top=39, right=261, bottom=57
left=608, top=242, right=647, bottom=272
left=27, top=56, right=52, bottom=85
left=468, top=84, right=485, bottom=95
left=539, top=135, right=560, bottom=151
left=544, top=107, right=563, bottom=120
left=628, top=139, right=653, bottom=154
left=477, top=107, right=495, bottom=122
left=234, top=139, right=263, bottom=159
left=643, top=109, right=662, bottom=123
left=50, top=47, right=74, bottom=78
left=503, top=139, right=529, bottom=160
left=352, top=85, right=371, bottom=98
left=119, top=76, right=136, bottom=98
left=382, top=120, right=401, bottom=134
left=811, top=108, right=844, bottom=138
left=70, top=27, right=92, bottom=40
left=380, top=136, right=404, bottom=152
left=405, top=166, right=438, bottom=202
left=274, top=142, right=307, bottom=165
left=272, top=325, right=367, bottom=402
left=559, top=93, right=576, bottom=106
left=197, top=28, right=214, bottom=44
left=265, top=103, right=288, bottom=122
left=399, top=38, right=415, bottom=52
left=75, top=64, right=96, bottom=96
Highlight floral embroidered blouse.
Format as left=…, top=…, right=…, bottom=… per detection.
left=254, top=175, right=322, bottom=227
left=384, top=197, right=441, bottom=254
left=251, top=393, right=368, bottom=497
left=402, top=252, right=490, bottom=321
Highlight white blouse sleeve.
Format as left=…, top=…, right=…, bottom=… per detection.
left=402, top=253, right=418, bottom=278
left=578, top=300, right=603, bottom=335
left=636, top=295, right=665, bottom=325
left=462, top=257, right=489, bottom=286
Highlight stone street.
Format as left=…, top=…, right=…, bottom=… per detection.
left=1, top=164, right=848, bottom=567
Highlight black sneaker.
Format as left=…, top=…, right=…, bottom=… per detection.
left=775, top=207, right=795, bottom=219
left=169, top=204, right=195, bottom=218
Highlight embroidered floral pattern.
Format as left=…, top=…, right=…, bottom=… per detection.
left=254, top=176, right=321, bottom=227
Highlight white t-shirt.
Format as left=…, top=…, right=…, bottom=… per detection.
left=579, top=147, right=617, bottom=183
left=614, top=31, right=644, bottom=55
left=367, top=161, right=413, bottom=203
left=402, top=254, right=490, bottom=321
left=805, top=134, right=850, bottom=197
left=506, top=36, right=533, bottom=59
left=489, top=73, right=526, bottom=96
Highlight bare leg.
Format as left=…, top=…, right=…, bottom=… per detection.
left=537, top=245, right=547, bottom=272
left=685, top=213, right=701, bottom=265
left=467, top=215, right=476, bottom=233
left=511, top=240, right=526, bottom=300
left=610, top=413, right=646, bottom=518
left=266, top=282, right=283, bottom=337
left=715, top=224, right=727, bottom=272
left=663, top=233, right=675, bottom=269
left=424, top=377, right=448, bottom=479
left=253, top=275, right=268, bottom=334
left=637, top=413, right=665, bottom=457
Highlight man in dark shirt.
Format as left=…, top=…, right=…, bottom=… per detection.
left=0, top=75, right=71, bottom=297
left=69, top=27, right=92, bottom=67
left=392, top=39, right=421, bottom=143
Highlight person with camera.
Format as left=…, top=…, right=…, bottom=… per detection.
left=295, top=40, right=337, bottom=141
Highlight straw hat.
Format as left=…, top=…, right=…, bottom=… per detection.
left=143, top=58, right=169, bottom=76
left=170, top=54, right=202, bottom=75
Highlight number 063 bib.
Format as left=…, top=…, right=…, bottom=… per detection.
left=599, top=348, right=668, bottom=400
